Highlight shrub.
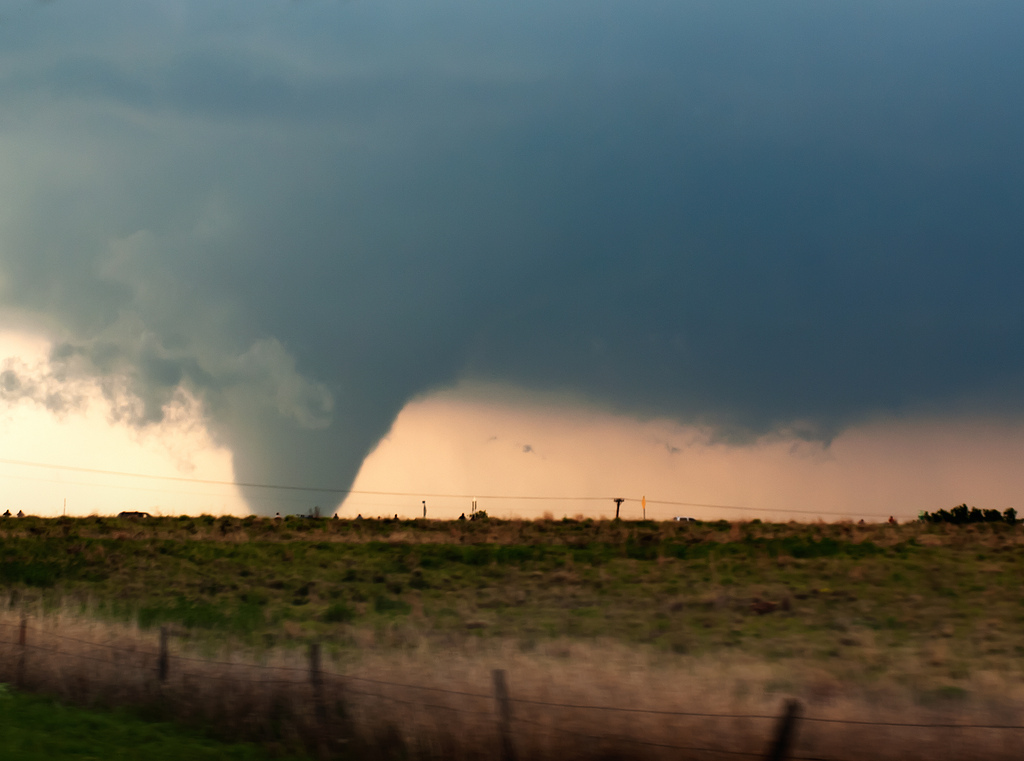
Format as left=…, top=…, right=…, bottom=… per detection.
left=920, top=504, right=1019, bottom=525
left=323, top=602, right=356, bottom=623
left=625, top=542, right=657, bottom=561
left=137, top=598, right=229, bottom=630
left=374, top=596, right=411, bottom=615
left=0, top=560, right=62, bottom=587
left=462, top=546, right=492, bottom=566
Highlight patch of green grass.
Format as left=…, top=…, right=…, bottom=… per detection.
left=374, top=595, right=411, bottom=615
left=136, top=598, right=264, bottom=633
left=322, top=602, right=355, bottom=623
left=2, top=516, right=1023, bottom=673
left=0, top=687, right=309, bottom=760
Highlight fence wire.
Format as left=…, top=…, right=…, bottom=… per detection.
left=1, top=617, right=1023, bottom=761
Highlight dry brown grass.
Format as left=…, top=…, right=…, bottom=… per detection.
left=12, top=513, right=1017, bottom=549
left=3, top=606, right=1024, bottom=761
left=2, top=516, right=1022, bottom=759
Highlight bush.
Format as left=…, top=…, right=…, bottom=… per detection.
left=919, top=504, right=1019, bottom=525
left=138, top=598, right=228, bottom=630
left=0, top=560, right=62, bottom=587
left=625, top=542, right=657, bottom=560
left=322, top=602, right=355, bottom=623
left=374, top=596, right=411, bottom=615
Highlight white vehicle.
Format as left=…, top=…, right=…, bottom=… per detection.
left=672, top=516, right=696, bottom=522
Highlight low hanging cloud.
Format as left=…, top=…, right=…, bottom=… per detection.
left=1, top=0, right=1023, bottom=512
left=0, top=357, right=88, bottom=417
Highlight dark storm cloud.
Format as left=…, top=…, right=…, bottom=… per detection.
left=1, top=0, right=1023, bottom=511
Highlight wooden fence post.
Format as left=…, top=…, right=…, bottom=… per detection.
left=310, top=641, right=328, bottom=726
left=16, top=614, right=26, bottom=688
left=492, top=669, right=517, bottom=761
left=158, top=626, right=169, bottom=682
left=765, top=699, right=801, bottom=761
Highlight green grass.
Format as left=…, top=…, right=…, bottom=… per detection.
left=7, top=516, right=1020, bottom=761
left=2, top=515, right=1024, bottom=674
left=0, top=686, right=309, bottom=760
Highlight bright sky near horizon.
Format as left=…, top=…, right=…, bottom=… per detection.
left=1, top=0, right=1023, bottom=519
left=3, top=331, right=1023, bottom=521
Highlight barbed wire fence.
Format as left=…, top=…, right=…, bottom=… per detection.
left=1, top=617, right=1022, bottom=761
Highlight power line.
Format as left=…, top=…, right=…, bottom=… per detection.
left=0, top=457, right=346, bottom=495
left=641, top=498, right=873, bottom=518
left=0, top=468, right=242, bottom=500
left=0, top=456, right=616, bottom=502
left=0, top=456, right=893, bottom=518
left=0, top=465, right=475, bottom=515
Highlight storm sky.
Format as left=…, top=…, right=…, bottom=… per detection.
left=1, top=0, right=1023, bottom=514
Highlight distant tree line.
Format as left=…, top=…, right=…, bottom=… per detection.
left=919, top=504, right=1017, bottom=525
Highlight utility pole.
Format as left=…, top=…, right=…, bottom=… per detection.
left=613, top=498, right=624, bottom=519
left=422, top=500, right=426, bottom=519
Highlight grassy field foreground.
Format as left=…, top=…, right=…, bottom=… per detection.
left=2, top=515, right=1024, bottom=760
left=1, top=515, right=1022, bottom=666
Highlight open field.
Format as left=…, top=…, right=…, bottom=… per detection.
left=3, top=515, right=1024, bottom=664
left=2, top=515, right=1024, bottom=759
